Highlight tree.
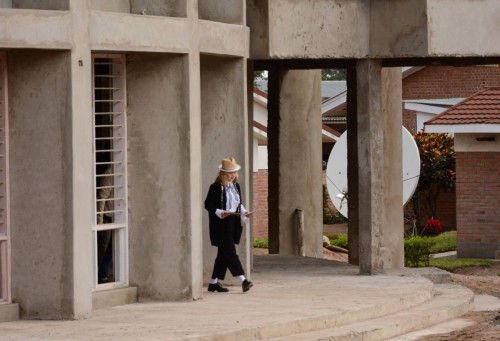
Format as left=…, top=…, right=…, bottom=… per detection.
left=413, top=131, right=456, bottom=222
left=321, top=69, right=347, bottom=81
left=253, top=70, right=267, bottom=86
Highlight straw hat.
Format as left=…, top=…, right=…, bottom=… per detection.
left=218, top=157, right=241, bottom=172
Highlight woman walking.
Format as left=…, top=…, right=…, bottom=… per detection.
left=205, top=157, right=253, bottom=293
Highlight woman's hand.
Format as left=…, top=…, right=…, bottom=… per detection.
left=221, top=211, right=231, bottom=219
left=244, top=211, right=253, bottom=217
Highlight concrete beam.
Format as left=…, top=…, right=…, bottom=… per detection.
left=427, top=0, right=500, bottom=56
left=249, top=0, right=500, bottom=60
left=0, top=9, right=72, bottom=49
left=266, top=0, right=369, bottom=59
left=198, top=20, right=249, bottom=57
left=89, top=11, right=191, bottom=53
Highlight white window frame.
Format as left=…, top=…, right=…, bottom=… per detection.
left=0, top=51, right=11, bottom=303
left=92, top=54, right=128, bottom=290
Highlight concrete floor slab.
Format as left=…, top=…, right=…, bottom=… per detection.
left=0, top=255, right=471, bottom=341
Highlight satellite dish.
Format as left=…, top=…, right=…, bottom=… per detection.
left=326, top=126, right=420, bottom=218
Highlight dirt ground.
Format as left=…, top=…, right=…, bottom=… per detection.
left=253, top=248, right=500, bottom=340
left=417, top=261, right=500, bottom=341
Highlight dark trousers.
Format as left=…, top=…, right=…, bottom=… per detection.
left=211, top=215, right=245, bottom=280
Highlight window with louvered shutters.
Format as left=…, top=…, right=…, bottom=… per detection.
left=92, top=54, right=128, bottom=288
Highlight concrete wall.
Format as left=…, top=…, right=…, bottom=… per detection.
left=200, top=55, right=248, bottom=283
left=91, top=0, right=130, bottom=13
left=12, top=0, right=68, bottom=10
left=127, top=53, right=195, bottom=300
left=246, top=0, right=269, bottom=59
left=199, top=0, right=243, bottom=24
left=130, top=0, right=186, bottom=17
left=8, top=50, right=74, bottom=318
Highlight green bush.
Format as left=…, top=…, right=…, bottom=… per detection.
left=326, top=233, right=348, bottom=249
left=323, top=185, right=347, bottom=224
left=428, top=231, right=457, bottom=253
left=253, top=237, right=268, bottom=248
left=404, top=236, right=435, bottom=267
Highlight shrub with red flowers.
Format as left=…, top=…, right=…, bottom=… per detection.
left=423, top=217, right=442, bottom=235
left=412, top=131, right=455, bottom=231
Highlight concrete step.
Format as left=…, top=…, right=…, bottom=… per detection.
left=261, top=284, right=473, bottom=341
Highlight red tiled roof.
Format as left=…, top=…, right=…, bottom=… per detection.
left=322, top=124, right=341, bottom=137
left=253, top=121, right=267, bottom=132
left=425, top=87, right=500, bottom=126
left=254, top=88, right=268, bottom=98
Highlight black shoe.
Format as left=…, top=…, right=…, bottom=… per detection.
left=242, top=280, right=253, bottom=292
left=208, top=282, right=229, bottom=292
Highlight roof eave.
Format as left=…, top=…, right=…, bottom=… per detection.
left=425, top=124, right=500, bottom=134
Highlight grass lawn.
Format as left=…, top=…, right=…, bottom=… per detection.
left=429, top=257, right=492, bottom=272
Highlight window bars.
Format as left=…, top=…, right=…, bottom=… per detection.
left=92, top=54, right=128, bottom=288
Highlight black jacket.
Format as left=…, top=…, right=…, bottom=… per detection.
left=204, top=181, right=243, bottom=246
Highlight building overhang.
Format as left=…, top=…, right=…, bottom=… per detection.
left=425, top=124, right=500, bottom=134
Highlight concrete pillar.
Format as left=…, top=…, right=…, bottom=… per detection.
left=346, top=65, right=359, bottom=265
left=267, top=69, right=323, bottom=257
left=69, top=0, right=94, bottom=317
left=7, top=0, right=94, bottom=319
left=354, top=60, right=404, bottom=274
left=187, top=1, right=204, bottom=297
left=8, top=50, right=78, bottom=319
left=200, top=55, right=249, bottom=284
left=127, top=53, right=198, bottom=300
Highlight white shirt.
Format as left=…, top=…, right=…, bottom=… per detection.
left=215, top=182, right=249, bottom=224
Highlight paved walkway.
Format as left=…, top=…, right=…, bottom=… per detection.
left=0, top=255, right=474, bottom=341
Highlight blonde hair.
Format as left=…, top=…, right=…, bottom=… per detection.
left=216, top=171, right=239, bottom=187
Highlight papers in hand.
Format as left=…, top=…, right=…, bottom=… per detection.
left=227, top=211, right=253, bottom=216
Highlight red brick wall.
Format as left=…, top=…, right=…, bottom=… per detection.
left=252, top=170, right=268, bottom=238
left=403, top=65, right=500, bottom=100
left=416, top=190, right=456, bottom=228
left=403, top=109, right=417, bottom=134
left=455, top=152, right=500, bottom=258
left=402, top=65, right=500, bottom=133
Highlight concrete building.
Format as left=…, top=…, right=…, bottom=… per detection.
left=0, top=0, right=250, bottom=321
left=1, top=0, right=500, bottom=322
